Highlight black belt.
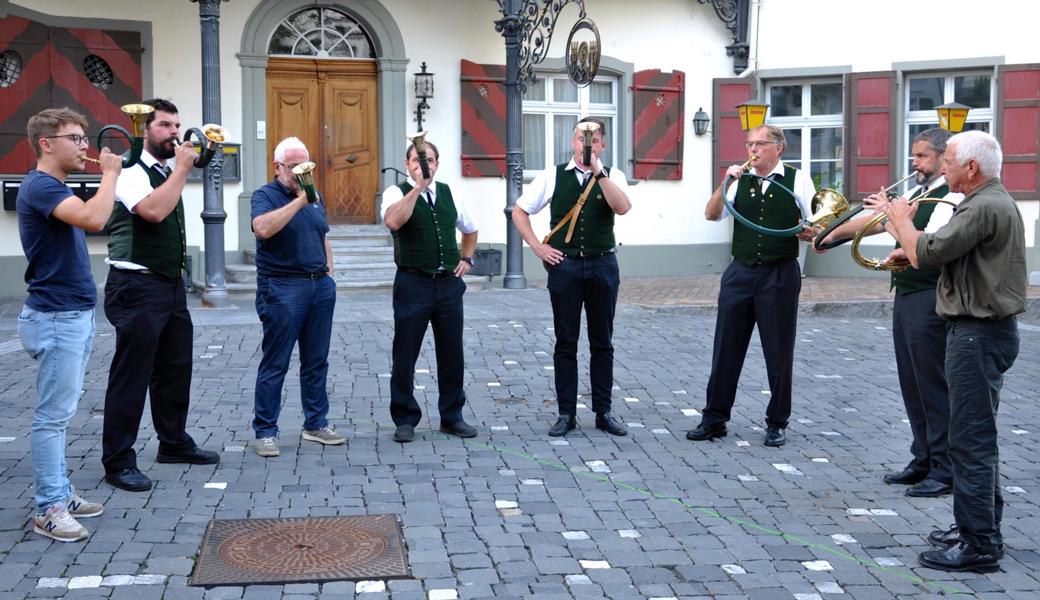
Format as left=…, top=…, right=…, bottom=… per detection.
left=266, top=271, right=328, bottom=280
left=399, top=266, right=452, bottom=279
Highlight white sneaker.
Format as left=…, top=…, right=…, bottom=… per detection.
left=302, top=425, right=345, bottom=446
left=255, top=437, right=280, bottom=457
left=66, top=489, right=103, bottom=518
left=34, top=504, right=88, bottom=542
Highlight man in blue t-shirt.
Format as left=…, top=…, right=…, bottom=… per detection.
left=17, top=108, right=121, bottom=542
left=249, top=137, right=341, bottom=457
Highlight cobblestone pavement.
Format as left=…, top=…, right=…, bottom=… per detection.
left=1, top=277, right=1039, bottom=599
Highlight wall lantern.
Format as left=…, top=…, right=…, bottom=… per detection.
left=936, top=101, right=970, bottom=133
left=692, top=107, right=710, bottom=136
left=413, top=62, right=435, bottom=131
left=735, top=98, right=769, bottom=131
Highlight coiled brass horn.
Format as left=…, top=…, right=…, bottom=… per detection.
left=96, top=103, right=154, bottom=168
left=806, top=188, right=850, bottom=229
left=575, top=121, right=601, bottom=167
left=292, top=161, right=318, bottom=203
left=408, top=131, right=431, bottom=180
left=183, top=124, right=229, bottom=169
left=813, top=171, right=924, bottom=252
left=850, top=196, right=959, bottom=270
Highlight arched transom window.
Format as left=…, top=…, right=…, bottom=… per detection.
left=268, top=7, right=375, bottom=58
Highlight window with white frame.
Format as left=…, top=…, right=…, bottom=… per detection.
left=766, top=80, right=844, bottom=192
left=522, top=75, right=618, bottom=176
left=904, top=71, right=993, bottom=176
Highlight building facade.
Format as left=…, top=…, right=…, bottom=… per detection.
left=0, top=0, right=1037, bottom=295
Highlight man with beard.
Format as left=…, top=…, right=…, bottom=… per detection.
left=101, top=99, right=219, bottom=492
left=818, top=128, right=960, bottom=497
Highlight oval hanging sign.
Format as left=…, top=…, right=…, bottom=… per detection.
left=565, top=18, right=600, bottom=87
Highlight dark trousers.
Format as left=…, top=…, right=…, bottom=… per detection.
left=703, top=258, right=800, bottom=429
left=546, top=253, right=620, bottom=416
left=390, top=270, right=466, bottom=427
left=892, top=289, right=951, bottom=483
left=946, top=316, right=1019, bottom=550
left=253, top=276, right=336, bottom=438
left=102, top=269, right=195, bottom=472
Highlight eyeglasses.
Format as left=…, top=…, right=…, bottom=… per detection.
left=745, top=141, right=777, bottom=149
left=45, top=134, right=90, bottom=146
left=276, top=161, right=303, bottom=171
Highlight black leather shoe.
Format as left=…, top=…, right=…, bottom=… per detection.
left=548, top=415, right=576, bottom=437
left=919, top=541, right=1001, bottom=573
left=883, top=466, right=928, bottom=485
left=906, top=478, right=952, bottom=497
left=764, top=426, right=786, bottom=447
left=928, top=524, right=960, bottom=547
left=685, top=422, right=727, bottom=441
left=595, top=412, right=627, bottom=436
left=105, top=467, right=152, bottom=492
left=156, top=446, right=220, bottom=465
left=440, top=420, right=477, bottom=438
left=393, top=424, right=415, bottom=443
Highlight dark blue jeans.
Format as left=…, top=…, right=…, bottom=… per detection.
left=892, top=288, right=951, bottom=484
left=946, top=316, right=1019, bottom=550
left=253, top=275, right=336, bottom=438
left=390, top=270, right=467, bottom=427
left=546, top=253, right=620, bottom=415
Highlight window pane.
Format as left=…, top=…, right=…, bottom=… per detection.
left=523, top=79, right=545, bottom=101
left=523, top=114, right=545, bottom=171
left=909, top=77, right=943, bottom=111
left=909, top=123, right=939, bottom=139
left=553, top=79, right=578, bottom=103
left=770, top=85, right=802, bottom=117
left=780, top=128, right=801, bottom=160
left=810, top=83, right=842, bottom=115
left=810, top=161, right=843, bottom=192
left=554, top=114, right=578, bottom=164
left=810, top=128, right=842, bottom=161
left=954, top=75, right=990, bottom=108
left=590, top=81, right=612, bottom=104
left=962, top=121, right=990, bottom=133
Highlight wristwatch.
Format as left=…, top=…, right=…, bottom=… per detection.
left=594, top=172, right=606, bottom=181
left=460, top=256, right=474, bottom=266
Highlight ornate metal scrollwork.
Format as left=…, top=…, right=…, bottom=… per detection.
left=496, top=0, right=587, bottom=86
left=697, top=0, right=750, bottom=74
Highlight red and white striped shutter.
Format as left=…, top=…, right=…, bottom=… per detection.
left=632, top=69, right=684, bottom=180
left=459, top=60, right=506, bottom=177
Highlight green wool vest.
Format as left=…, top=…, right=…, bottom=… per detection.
left=731, top=165, right=801, bottom=265
left=106, top=162, right=187, bottom=279
left=394, top=182, right=461, bottom=274
left=548, top=165, right=615, bottom=257
left=891, top=183, right=950, bottom=295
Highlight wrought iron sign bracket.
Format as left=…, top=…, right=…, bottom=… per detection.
left=697, top=0, right=750, bottom=74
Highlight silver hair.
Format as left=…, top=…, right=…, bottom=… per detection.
left=751, top=124, right=786, bottom=149
left=948, top=130, right=1002, bottom=178
left=273, top=136, right=308, bottom=163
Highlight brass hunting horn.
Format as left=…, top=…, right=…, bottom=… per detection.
left=813, top=170, right=922, bottom=252
left=96, top=103, right=154, bottom=167
left=183, top=124, right=230, bottom=168
left=849, top=192, right=958, bottom=271
left=408, top=131, right=432, bottom=180
left=292, top=161, right=318, bottom=203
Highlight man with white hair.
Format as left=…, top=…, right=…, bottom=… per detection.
left=884, top=130, right=1026, bottom=573
left=249, top=137, right=341, bottom=457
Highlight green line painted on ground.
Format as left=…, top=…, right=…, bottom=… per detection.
left=457, top=435, right=970, bottom=595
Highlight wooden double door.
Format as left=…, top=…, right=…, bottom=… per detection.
left=266, top=57, right=378, bottom=224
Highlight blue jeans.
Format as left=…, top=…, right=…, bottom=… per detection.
left=253, top=276, right=336, bottom=438
left=546, top=253, right=620, bottom=415
left=18, top=306, right=95, bottom=514
left=946, top=316, right=1019, bottom=550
